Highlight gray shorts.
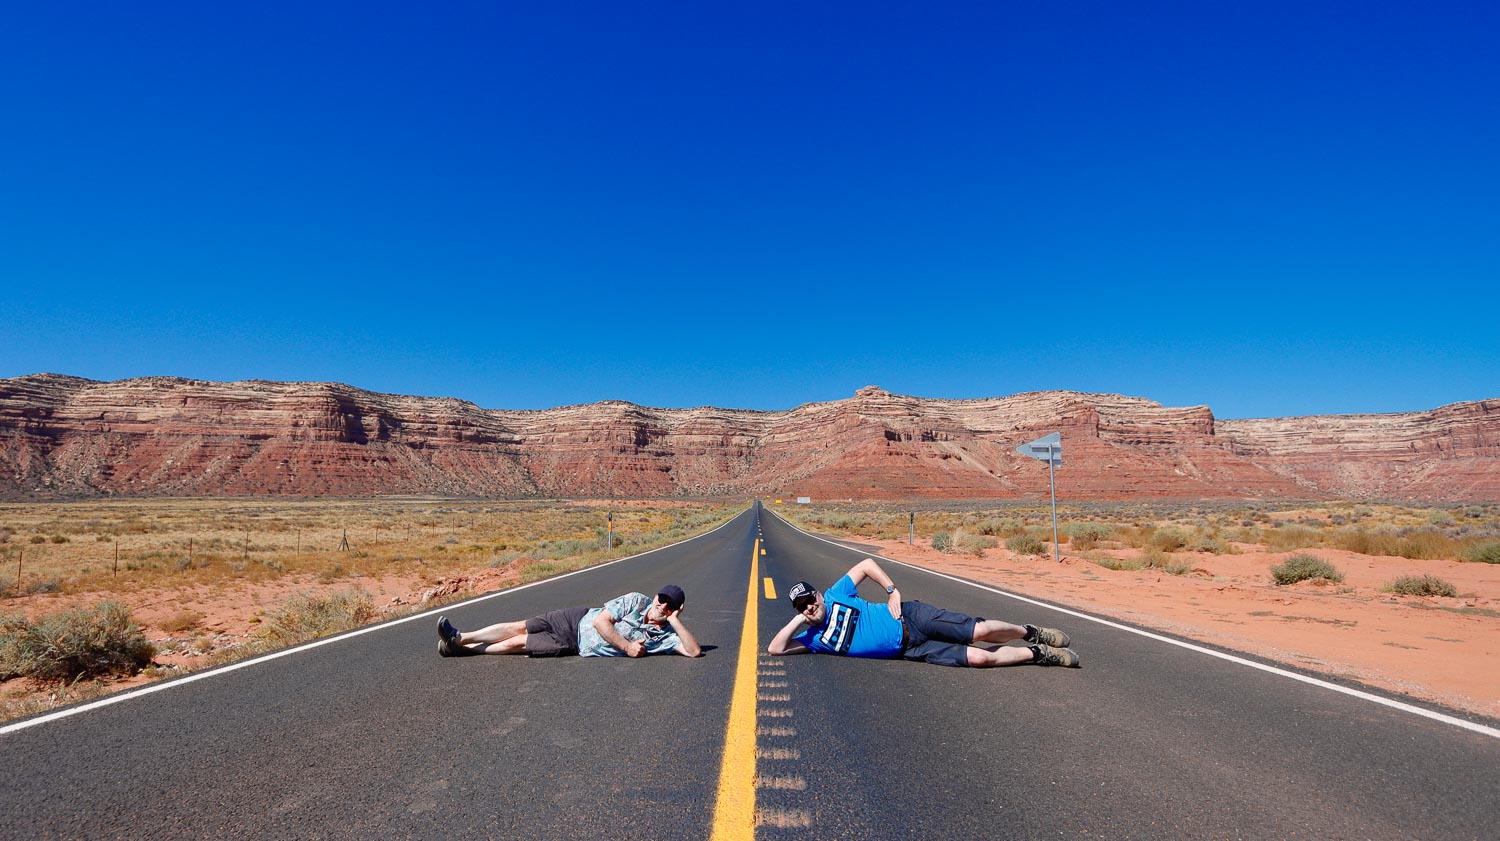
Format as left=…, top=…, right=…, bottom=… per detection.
left=524, top=606, right=589, bottom=657
left=899, top=600, right=980, bottom=668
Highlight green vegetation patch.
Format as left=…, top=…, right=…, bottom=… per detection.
left=1465, top=542, right=1500, bottom=564
left=1383, top=574, right=1457, bottom=598
left=0, top=600, right=154, bottom=683
left=256, top=588, right=376, bottom=648
left=1270, top=554, right=1344, bottom=586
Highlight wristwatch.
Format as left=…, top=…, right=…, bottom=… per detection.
left=885, top=585, right=896, bottom=594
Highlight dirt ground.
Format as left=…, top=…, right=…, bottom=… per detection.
left=5, top=535, right=1498, bottom=723
left=862, top=537, right=1500, bottom=721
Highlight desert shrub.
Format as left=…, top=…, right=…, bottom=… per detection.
left=976, top=518, right=1023, bottom=537
left=1270, top=554, right=1344, bottom=586
left=1264, top=526, right=1322, bottom=552
left=931, top=531, right=954, bottom=553
left=1392, top=529, right=1457, bottom=560
left=158, top=610, right=203, bottom=633
left=50, top=534, right=69, bottom=544
left=256, top=588, right=375, bottom=647
left=1148, top=526, right=1190, bottom=552
left=954, top=530, right=997, bottom=556
left=1190, top=534, right=1230, bottom=554
left=1427, top=510, right=1455, bottom=527
left=1064, top=522, right=1113, bottom=549
left=1383, top=575, right=1457, bottom=597
left=1462, top=505, right=1487, bottom=519
left=1464, top=542, right=1500, bottom=564
left=29, top=535, right=46, bottom=544
left=1330, top=527, right=1402, bottom=557
left=1005, top=535, right=1046, bottom=556
left=0, top=601, right=154, bottom=683
left=1091, top=556, right=1146, bottom=571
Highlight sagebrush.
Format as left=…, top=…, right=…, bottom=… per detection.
left=0, top=600, right=154, bottom=683
left=1270, top=554, right=1344, bottom=585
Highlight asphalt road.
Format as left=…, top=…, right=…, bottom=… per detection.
left=3, top=502, right=1496, bottom=840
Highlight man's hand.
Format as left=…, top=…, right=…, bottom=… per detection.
left=887, top=587, right=902, bottom=620
left=624, top=639, right=646, bottom=657
left=665, top=609, right=703, bottom=657
left=768, top=612, right=812, bottom=656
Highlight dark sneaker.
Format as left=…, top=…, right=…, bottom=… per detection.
left=1024, top=624, right=1071, bottom=648
left=438, top=616, right=461, bottom=656
left=1029, top=643, right=1080, bottom=668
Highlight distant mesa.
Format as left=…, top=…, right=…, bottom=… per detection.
left=1, top=373, right=1496, bottom=502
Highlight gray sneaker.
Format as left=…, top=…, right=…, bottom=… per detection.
left=1029, top=643, right=1081, bottom=668
left=1024, top=624, right=1071, bottom=648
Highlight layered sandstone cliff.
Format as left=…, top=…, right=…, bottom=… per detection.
left=1, top=375, right=1495, bottom=501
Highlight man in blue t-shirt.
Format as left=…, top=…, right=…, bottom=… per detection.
left=768, top=558, right=1080, bottom=668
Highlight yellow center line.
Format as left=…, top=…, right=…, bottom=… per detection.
left=710, top=537, right=760, bottom=840
left=763, top=577, right=777, bottom=600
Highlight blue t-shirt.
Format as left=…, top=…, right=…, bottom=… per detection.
left=793, top=575, right=903, bottom=658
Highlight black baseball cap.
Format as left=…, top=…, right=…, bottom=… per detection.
left=657, top=584, right=685, bottom=611
left=788, top=581, right=817, bottom=610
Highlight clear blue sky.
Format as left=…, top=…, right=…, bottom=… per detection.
left=3, top=3, right=1496, bottom=419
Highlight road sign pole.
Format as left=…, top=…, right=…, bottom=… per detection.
left=1049, top=448, right=1060, bottom=563
left=1016, top=432, right=1064, bottom=563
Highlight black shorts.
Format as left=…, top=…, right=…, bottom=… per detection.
left=524, top=606, right=589, bottom=657
left=899, top=600, right=980, bottom=668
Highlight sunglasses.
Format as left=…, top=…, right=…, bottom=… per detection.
left=792, top=596, right=816, bottom=611
left=656, top=594, right=680, bottom=609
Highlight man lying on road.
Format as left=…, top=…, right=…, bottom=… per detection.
left=438, top=584, right=702, bottom=658
left=769, top=558, right=1080, bottom=668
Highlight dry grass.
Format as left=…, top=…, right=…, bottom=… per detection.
left=780, top=500, right=1500, bottom=564
left=0, top=498, right=738, bottom=599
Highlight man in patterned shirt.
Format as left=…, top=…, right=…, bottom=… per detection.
left=768, top=558, right=1079, bottom=668
left=437, top=584, right=701, bottom=658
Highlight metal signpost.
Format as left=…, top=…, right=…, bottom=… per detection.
left=1016, top=432, right=1063, bottom=562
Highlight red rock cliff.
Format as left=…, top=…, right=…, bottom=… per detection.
left=1, top=375, right=1494, bottom=501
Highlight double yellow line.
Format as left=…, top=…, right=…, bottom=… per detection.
left=709, top=537, right=760, bottom=840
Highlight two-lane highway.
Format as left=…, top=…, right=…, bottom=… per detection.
left=4, top=501, right=1497, bottom=839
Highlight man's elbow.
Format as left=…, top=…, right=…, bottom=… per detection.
left=767, top=639, right=788, bottom=656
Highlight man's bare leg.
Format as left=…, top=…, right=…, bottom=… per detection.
left=456, top=620, right=527, bottom=645
left=965, top=645, right=1036, bottom=667
left=971, top=619, right=1028, bottom=645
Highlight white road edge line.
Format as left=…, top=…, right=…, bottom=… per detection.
left=771, top=509, right=1500, bottom=741
left=1, top=509, right=748, bottom=738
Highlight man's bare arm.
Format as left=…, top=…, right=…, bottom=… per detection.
left=592, top=609, right=645, bottom=657
left=665, top=610, right=702, bottom=657
left=768, top=613, right=811, bottom=656
left=846, top=558, right=902, bottom=619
